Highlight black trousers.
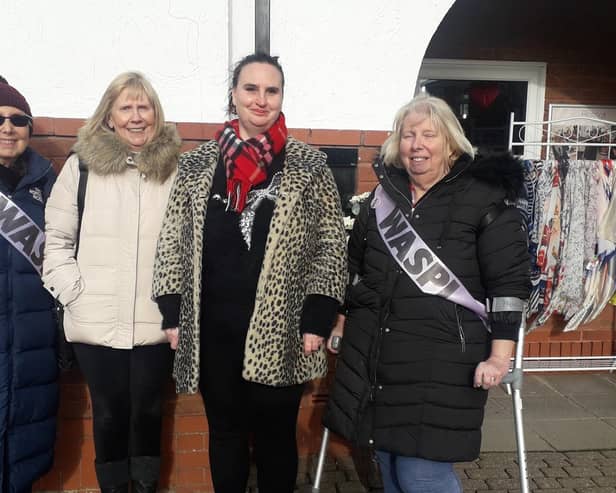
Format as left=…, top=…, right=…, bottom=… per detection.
left=73, top=343, right=172, bottom=488
left=199, top=333, right=304, bottom=493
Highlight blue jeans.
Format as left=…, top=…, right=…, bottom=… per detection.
left=375, top=450, right=462, bottom=493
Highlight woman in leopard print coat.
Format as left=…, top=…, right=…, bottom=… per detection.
left=152, top=53, right=346, bottom=493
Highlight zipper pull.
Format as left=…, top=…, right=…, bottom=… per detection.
left=458, top=325, right=466, bottom=353
left=455, top=305, right=466, bottom=353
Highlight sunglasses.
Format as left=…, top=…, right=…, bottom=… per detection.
left=0, top=114, right=32, bottom=127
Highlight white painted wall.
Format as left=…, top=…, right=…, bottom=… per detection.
left=271, top=0, right=454, bottom=130
left=2, top=0, right=454, bottom=130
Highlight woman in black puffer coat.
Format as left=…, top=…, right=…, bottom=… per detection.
left=323, top=94, right=530, bottom=493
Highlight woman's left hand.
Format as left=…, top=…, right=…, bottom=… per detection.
left=164, top=327, right=179, bottom=350
left=303, top=333, right=325, bottom=355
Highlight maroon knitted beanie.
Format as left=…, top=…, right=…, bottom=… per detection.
left=0, top=83, right=32, bottom=117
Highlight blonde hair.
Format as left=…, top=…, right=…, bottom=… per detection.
left=380, top=93, right=475, bottom=168
left=80, top=71, right=165, bottom=141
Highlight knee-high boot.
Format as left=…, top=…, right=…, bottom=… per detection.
left=95, top=459, right=129, bottom=493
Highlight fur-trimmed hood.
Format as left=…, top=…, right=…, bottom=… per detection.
left=467, top=152, right=525, bottom=201
left=378, top=151, right=525, bottom=202
left=72, top=123, right=181, bottom=183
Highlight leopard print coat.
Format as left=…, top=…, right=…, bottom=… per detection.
left=152, top=138, right=347, bottom=393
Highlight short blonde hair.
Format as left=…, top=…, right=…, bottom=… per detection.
left=80, top=71, right=166, bottom=142
left=380, top=93, right=475, bottom=168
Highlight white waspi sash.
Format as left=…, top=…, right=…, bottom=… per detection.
left=373, top=184, right=488, bottom=325
left=0, top=191, right=45, bottom=275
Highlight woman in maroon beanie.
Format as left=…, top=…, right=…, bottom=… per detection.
left=0, top=81, right=58, bottom=493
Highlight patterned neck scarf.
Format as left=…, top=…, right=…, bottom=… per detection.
left=215, top=112, right=288, bottom=212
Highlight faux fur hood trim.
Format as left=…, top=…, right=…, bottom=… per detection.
left=72, top=123, right=180, bottom=183
left=469, top=152, right=525, bottom=201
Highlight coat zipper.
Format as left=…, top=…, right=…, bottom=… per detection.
left=370, top=268, right=397, bottom=402
left=455, top=304, right=466, bottom=353
left=369, top=326, right=384, bottom=402
left=132, top=172, right=142, bottom=346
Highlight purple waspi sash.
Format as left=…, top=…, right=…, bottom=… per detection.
left=0, top=191, right=45, bottom=275
left=373, top=184, right=488, bottom=325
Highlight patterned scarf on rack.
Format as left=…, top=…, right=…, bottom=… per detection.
left=215, top=112, right=288, bottom=212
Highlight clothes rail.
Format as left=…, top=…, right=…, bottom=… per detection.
left=508, top=112, right=616, bottom=160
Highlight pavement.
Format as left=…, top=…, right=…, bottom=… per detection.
left=293, top=372, right=616, bottom=492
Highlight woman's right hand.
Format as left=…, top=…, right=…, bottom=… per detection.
left=165, top=328, right=179, bottom=350
left=327, top=314, right=345, bottom=354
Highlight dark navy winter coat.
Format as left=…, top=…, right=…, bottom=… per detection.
left=0, top=148, right=58, bottom=493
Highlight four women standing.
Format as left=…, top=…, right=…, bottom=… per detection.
left=10, top=57, right=532, bottom=492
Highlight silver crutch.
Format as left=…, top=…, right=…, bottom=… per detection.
left=501, top=317, right=530, bottom=493
left=312, top=427, right=330, bottom=492
left=312, top=334, right=342, bottom=492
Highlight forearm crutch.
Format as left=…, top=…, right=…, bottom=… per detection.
left=501, top=317, right=530, bottom=493
left=312, top=427, right=330, bottom=492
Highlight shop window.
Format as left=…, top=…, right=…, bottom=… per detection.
left=421, top=79, right=527, bottom=155
left=418, top=59, right=546, bottom=159
left=320, top=147, right=357, bottom=216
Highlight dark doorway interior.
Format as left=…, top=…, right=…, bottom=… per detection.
left=422, top=79, right=527, bottom=155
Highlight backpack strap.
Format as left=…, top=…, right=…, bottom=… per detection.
left=478, top=202, right=507, bottom=233
left=75, top=159, right=88, bottom=254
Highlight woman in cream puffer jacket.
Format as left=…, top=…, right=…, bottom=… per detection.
left=42, top=72, right=180, bottom=493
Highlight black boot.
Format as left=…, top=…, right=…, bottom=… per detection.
left=131, top=479, right=158, bottom=493
left=130, top=456, right=161, bottom=493
left=96, top=459, right=130, bottom=493
left=100, top=485, right=129, bottom=493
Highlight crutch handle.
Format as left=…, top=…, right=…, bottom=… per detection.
left=501, top=368, right=523, bottom=389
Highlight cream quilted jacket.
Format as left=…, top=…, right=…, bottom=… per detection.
left=43, top=125, right=180, bottom=348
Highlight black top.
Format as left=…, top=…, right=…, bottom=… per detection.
left=200, top=150, right=285, bottom=341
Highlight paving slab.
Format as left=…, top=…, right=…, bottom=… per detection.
left=540, top=374, right=616, bottom=395
left=484, top=396, right=513, bottom=419
left=514, top=394, right=594, bottom=420
left=568, top=393, right=616, bottom=418
left=529, top=419, right=616, bottom=451
left=480, top=418, right=552, bottom=452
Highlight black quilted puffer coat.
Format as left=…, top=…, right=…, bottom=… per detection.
left=323, top=153, right=530, bottom=462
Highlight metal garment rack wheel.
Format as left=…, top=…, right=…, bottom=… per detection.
left=312, top=318, right=531, bottom=493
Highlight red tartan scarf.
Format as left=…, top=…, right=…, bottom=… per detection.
left=215, top=112, right=288, bottom=212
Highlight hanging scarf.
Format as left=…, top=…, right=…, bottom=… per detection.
left=215, top=112, right=288, bottom=212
